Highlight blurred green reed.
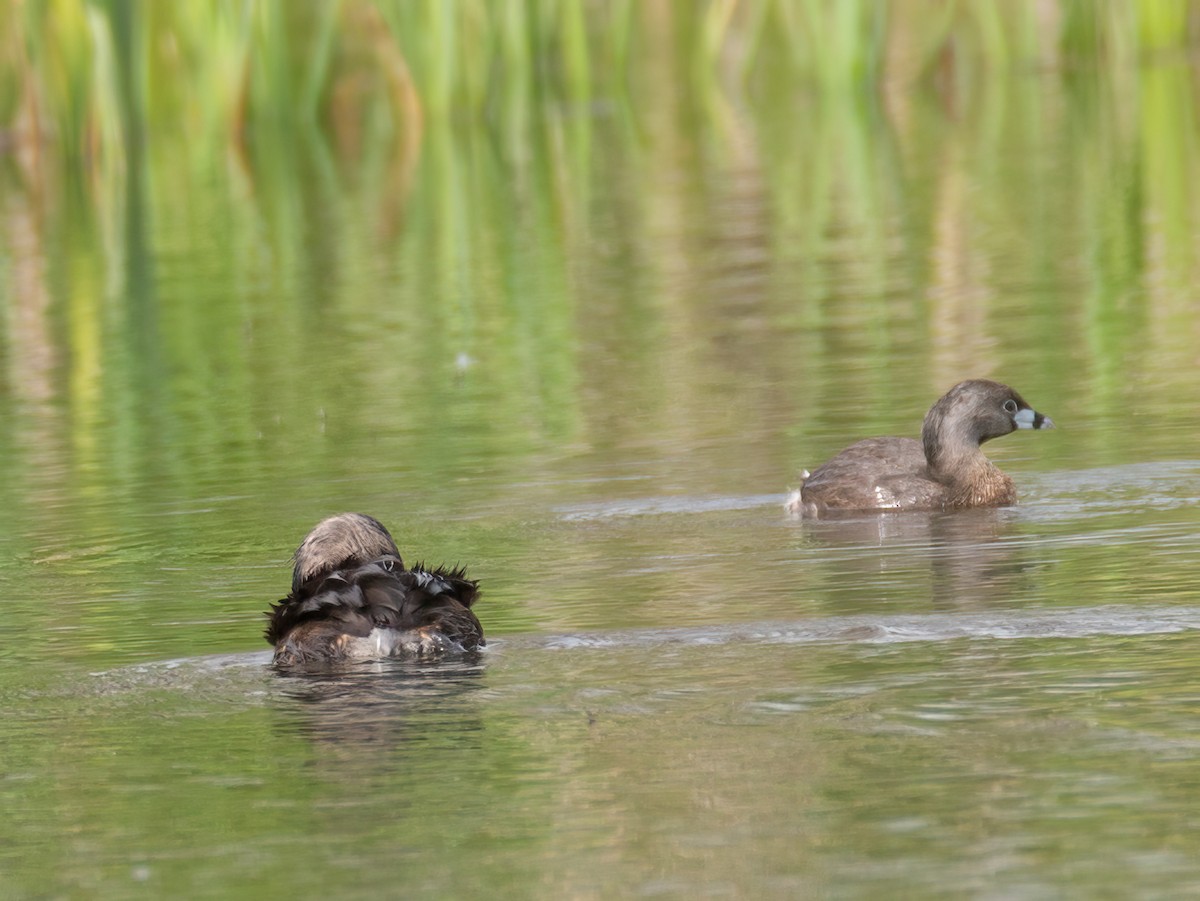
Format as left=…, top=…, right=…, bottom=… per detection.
left=2, top=0, right=1198, bottom=163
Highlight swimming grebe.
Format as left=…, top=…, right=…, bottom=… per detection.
left=265, top=513, right=483, bottom=665
left=788, top=379, right=1054, bottom=517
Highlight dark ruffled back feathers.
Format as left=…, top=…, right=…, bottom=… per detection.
left=265, top=513, right=483, bottom=664
left=266, top=558, right=480, bottom=642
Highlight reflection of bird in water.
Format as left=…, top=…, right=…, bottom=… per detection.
left=788, top=379, right=1054, bottom=516
left=272, top=660, right=488, bottom=754
left=796, top=508, right=1042, bottom=610
left=265, top=513, right=484, bottom=666
left=267, top=666, right=489, bottom=788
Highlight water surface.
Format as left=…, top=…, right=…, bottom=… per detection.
left=3, top=12, right=1200, bottom=898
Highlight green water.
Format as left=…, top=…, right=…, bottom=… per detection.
left=4, top=16, right=1200, bottom=899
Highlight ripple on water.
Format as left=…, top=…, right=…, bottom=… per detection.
left=513, top=605, right=1200, bottom=652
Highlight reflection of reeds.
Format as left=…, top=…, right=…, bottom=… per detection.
left=1, top=0, right=1199, bottom=510
left=2, top=186, right=71, bottom=525
left=3, top=2, right=1198, bottom=161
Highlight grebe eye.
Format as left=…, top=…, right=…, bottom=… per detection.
left=1002, top=399, right=1019, bottom=415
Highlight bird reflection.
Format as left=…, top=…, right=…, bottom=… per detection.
left=270, top=657, right=488, bottom=763
left=798, top=507, right=1042, bottom=609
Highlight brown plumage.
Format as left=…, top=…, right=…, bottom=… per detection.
left=265, top=513, right=483, bottom=666
left=788, top=379, right=1054, bottom=517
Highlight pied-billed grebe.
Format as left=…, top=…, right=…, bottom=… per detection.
left=265, top=513, right=483, bottom=666
left=787, top=379, right=1053, bottom=517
